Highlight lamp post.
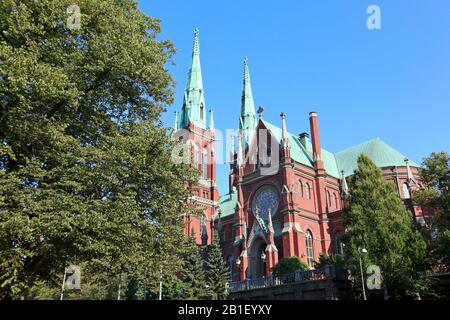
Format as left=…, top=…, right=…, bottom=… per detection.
left=158, top=266, right=163, bottom=301
left=359, top=248, right=368, bottom=300
left=260, top=251, right=267, bottom=276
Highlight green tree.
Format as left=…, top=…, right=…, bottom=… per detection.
left=205, top=232, right=229, bottom=300
left=314, top=254, right=345, bottom=269
left=0, top=0, right=197, bottom=299
left=342, top=154, right=428, bottom=300
left=272, top=256, right=308, bottom=276
left=414, top=152, right=450, bottom=265
left=180, top=234, right=209, bottom=300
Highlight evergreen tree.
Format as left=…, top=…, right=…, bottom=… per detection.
left=124, top=276, right=140, bottom=300
left=205, top=232, right=229, bottom=300
left=414, top=152, right=450, bottom=266
left=342, top=154, right=428, bottom=299
left=180, top=233, right=209, bottom=300
left=0, top=0, right=197, bottom=298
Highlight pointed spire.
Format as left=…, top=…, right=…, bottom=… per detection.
left=267, top=209, right=274, bottom=234
left=208, top=109, right=214, bottom=131
left=188, top=28, right=202, bottom=90
left=173, top=111, right=178, bottom=131
left=405, top=158, right=418, bottom=187
left=280, top=112, right=290, bottom=148
left=217, top=210, right=222, bottom=235
left=341, top=170, right=349, bottom=198
left=239, top=58, right=257, bottom=148
left=181, top=29, right=207, bottom=130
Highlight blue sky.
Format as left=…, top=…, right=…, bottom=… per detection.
left=139, top=0, right=450, bottom=195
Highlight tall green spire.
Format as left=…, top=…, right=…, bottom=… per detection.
left=181, top=29, right=207, bottom=130
left=239, top=58, right=256, bottom=148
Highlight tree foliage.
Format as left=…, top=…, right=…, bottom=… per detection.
left=179, top=234, right=209, bottom=300
left=205, top=232, right=229, bottom=300
left=414, top=152, right=450, bottom=265
left=272, top=256, right=308, bottom=276
left=314, top=254, right=345, bottom=269
left=0, top=0, right=197, bottom=299
left=342, top=154, right=428, bottom=299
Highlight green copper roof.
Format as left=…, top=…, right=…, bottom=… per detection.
left=335, top=138, right=419, bottom=177
left=180, top=29, right=207, bottom=130
left=261, top=120, right=341, bottom=178
left=239, top=58, right=257, bottom=148
left=217, top=187, right=237, bottom=218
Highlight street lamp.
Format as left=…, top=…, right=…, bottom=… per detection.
left=359, top=247, right=368, bottom=300
left=236, top=257, right=241, bottom=268
left=260, top=252, right=266, bottom=262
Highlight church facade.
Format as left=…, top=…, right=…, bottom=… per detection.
left=173, top=30, right=430, bottom=282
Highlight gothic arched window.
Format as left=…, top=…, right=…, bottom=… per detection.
left=306, top=230, right=314, bottom=268
left=298, top=179, right=304, bottom=197
left=202, top=150, right=207, bottom=180
left=326, top=191, right=331, bottom=207
left=333, top=193, right=338, bottom=209
left=403, top=183, right=411, bottom=199
left=305, top=183, right=311, bottom=200
left=194, top=148, right=199, bottom=165
left=335, top=234, right=344, bottom=255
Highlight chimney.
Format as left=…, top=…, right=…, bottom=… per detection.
left=309, top=112, right=324, bottom=169
left=299, top=132, right=310, bottom=148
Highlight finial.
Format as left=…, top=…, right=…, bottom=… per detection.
left=173, top=111, right=179, bottom=131
left=257, top=106, right=264, bottom=120
left=208, top=109, right=214, bottom=131
left=192, top=28, right=200, bottom=55
left=281, top=112, right=289, bottom=148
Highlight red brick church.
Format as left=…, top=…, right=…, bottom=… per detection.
left=173, top=30, right=430, bottom=283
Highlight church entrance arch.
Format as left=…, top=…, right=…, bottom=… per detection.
left=248, top=237, right=267, bottom=279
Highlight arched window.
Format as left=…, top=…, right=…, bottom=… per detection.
left=200, top=215, right=208, bottom=242
left=333, top=193, right=338, bottom=209
left=298, top=180, right=304, bottom=197
left=305, top=230, right=314, bottom=268
left=226, top=256, right=234, bottom=281
left=403, top=183, right=411, bottom=199
left=194, top=149, right=199, bottom=165
left=202, top=150, right=207, bottom=179
left=335, top=234, right=344, bottom=255
left=326, top=191, right=331, bottom=207
left=305, top=183, right=311, bottom=200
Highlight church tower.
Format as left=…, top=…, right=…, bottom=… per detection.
left=175, top=29, right=219, bottom=245
left=239, top=58, right=257, bottom=150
